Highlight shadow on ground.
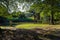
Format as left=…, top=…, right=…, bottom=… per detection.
left=0, top=28, right=60, bottom=40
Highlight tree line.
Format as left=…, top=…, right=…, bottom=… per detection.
left=0, top=0, right=60, bottom=25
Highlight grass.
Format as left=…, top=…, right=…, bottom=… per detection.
left=15, top=23, right=49, bottom=29
left=0, top=23, right=46, bottom=29
left=15, top=23, right=60, bottom=29
left=1, top=23, right=60, bottom=29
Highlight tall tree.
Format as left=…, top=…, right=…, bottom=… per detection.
left=43, top=0, right=60, bottom=24
left=30, top=0, right=60, bottom=24
left=30, top=0, right=44, bottom=23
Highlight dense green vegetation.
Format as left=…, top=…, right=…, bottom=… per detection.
left=0, top=0, right=60, bottom=26
left=0, top=0, right=60, bottom=40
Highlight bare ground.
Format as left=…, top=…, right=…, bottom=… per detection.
left=0, top=25, right=60, bottom=40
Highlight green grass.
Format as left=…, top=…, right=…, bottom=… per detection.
left=28, top=16, right=34, bottom=20
left=0, top=23, right=49, bottom=29
left=1, top=23, right=60, bottom=29
left=16, top=23, right=49, bottom=29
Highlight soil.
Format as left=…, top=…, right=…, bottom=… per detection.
left=0, top=28, right=60, bottom=40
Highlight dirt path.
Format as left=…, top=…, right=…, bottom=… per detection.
left=0, top=27, right=60, bottom=40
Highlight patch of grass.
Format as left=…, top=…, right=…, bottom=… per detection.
left=16, top=23, right=49, bottom=29
left=1, top=23, right=60, bottom=29
left=29, top=17, right=34, bottom=20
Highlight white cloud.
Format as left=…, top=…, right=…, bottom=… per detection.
left=8, top=1, right=33, bottom=13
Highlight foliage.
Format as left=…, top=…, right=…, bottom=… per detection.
left=0, top=4, right=8, bottom=17
left=30, top=0, right=60, bottom=24
left=12, top=11, right=21, bottom=17
left=0, top=0, right=60, bottom=24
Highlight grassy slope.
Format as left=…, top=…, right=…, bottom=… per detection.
left=15, top=23, right=49, bottom=29
left=1, top=23, right=60, bottom=30
left=15, top=23, right=60, bottom=29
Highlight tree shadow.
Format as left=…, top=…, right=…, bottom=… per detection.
left=0, top=28, right=60, bottom=40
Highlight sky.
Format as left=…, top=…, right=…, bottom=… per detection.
left=8, top=1, right=33, bottom=13
left=8, top=0, right=44, bottom=13
left=1, top=0, right=44, bottom=13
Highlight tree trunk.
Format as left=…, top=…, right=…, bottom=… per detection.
left=50, top=0, right=55, bottom=25
left=50, top=11, right=54, bottom=24
left=34, top=13, right=37, bottom=23
left=34, top=13, right=40, bottom=23
left=37, top=13, right=40, bottom=20
left=10, top=21, right=13, bottom=26
left=36, top=13, right=40, bottom=23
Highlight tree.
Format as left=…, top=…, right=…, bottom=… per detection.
left=0, top=3, right=9, bottom=17
left=30, top=0, right=60, bottom=24
left=43, top=0, right=60, bottom=24
left=30, top=0, right=44, bottom=23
